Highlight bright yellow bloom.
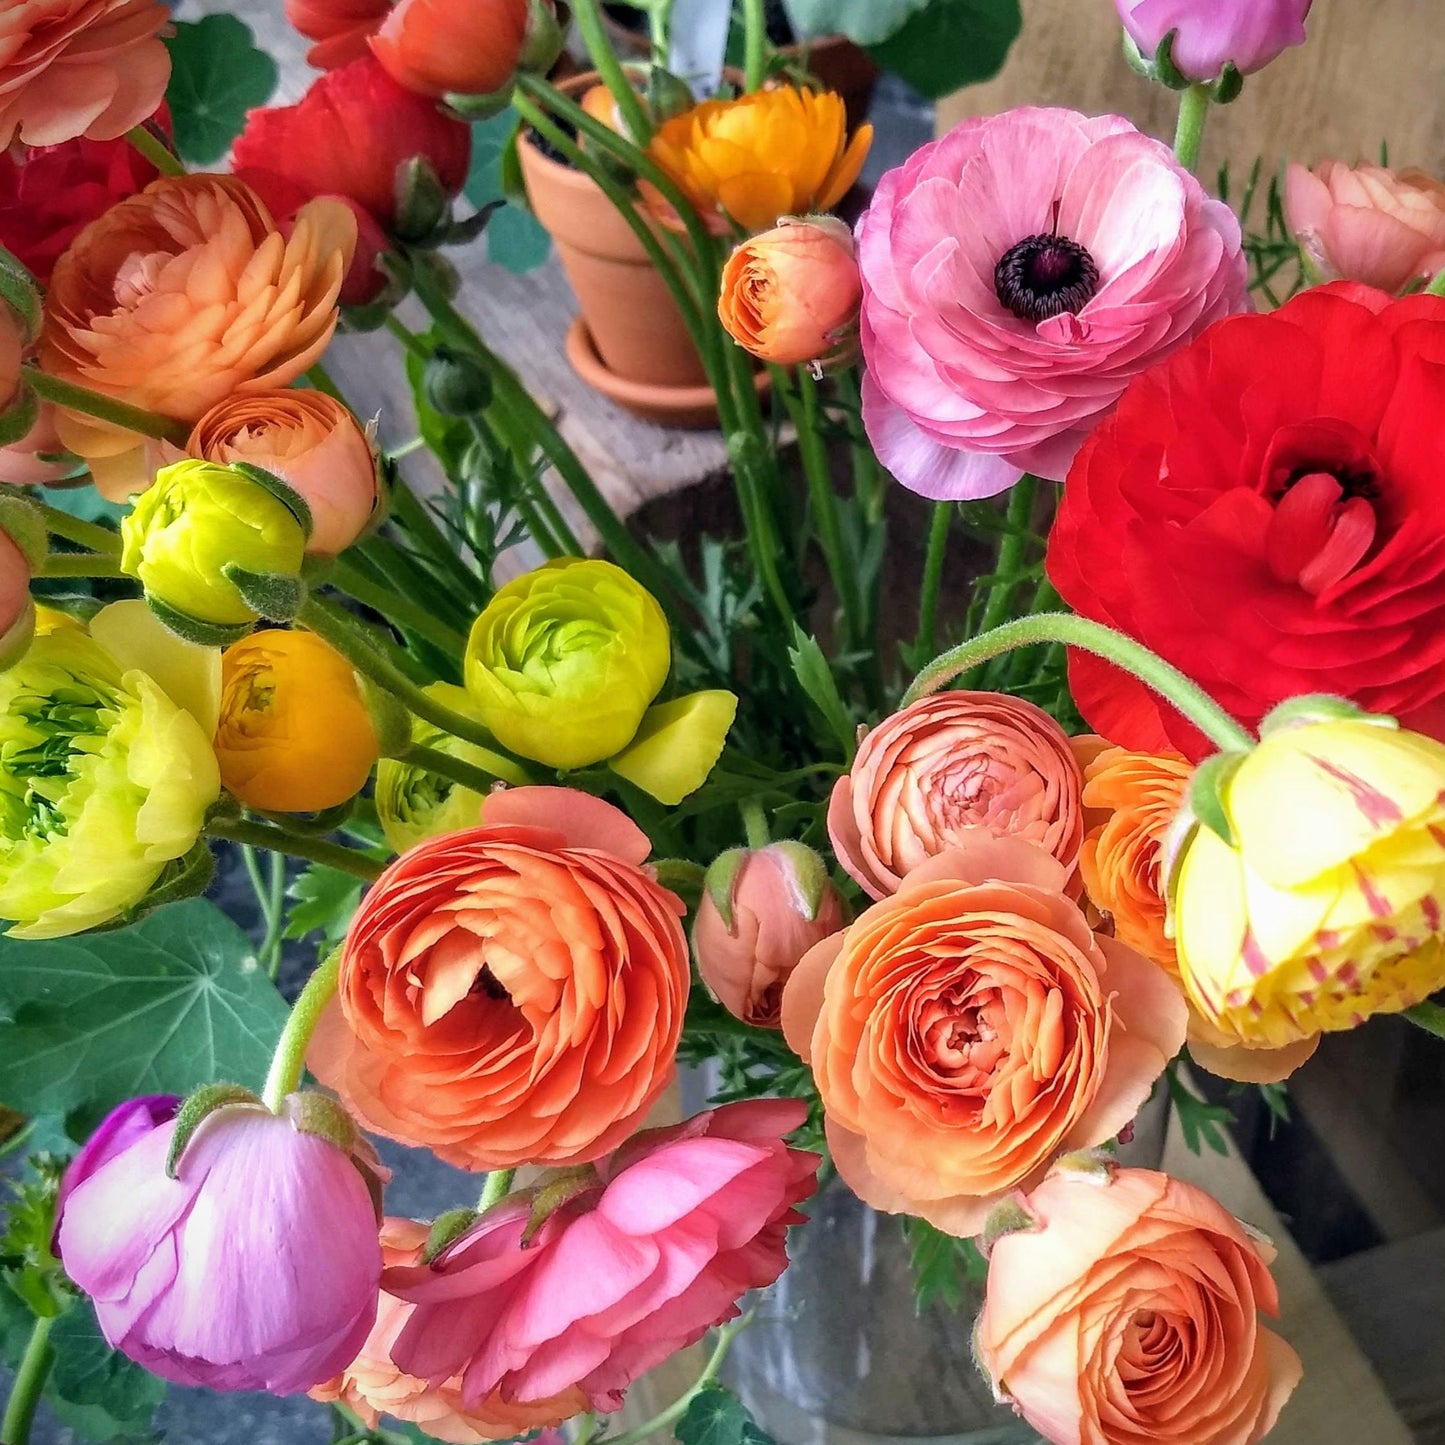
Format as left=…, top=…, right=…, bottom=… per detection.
left=609, top=689, right=737, bottom=805
left=645, top=86, right=873, bottom=234
left=1173, top=708, right=1445, bottom=1052
left=216, top=631, right=379, bottom=813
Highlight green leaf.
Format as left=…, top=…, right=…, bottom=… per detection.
left=282, top=863, right=363, bottom=948
left=164, top=15, right=278, bottom=165
left=46, top=1301, right=167, bottom=1441
left=403, top=328, right=474, bottom=477
left=787, top=626, right=857, bottom=762
left=865, top=0, right=1023, bottom=99
left=1166, top=1067, right=1235, bottom=1157
left=0, top=899, right=289, bottom=1118
left=464, top=110, right=552, bottom=277
left=902, top=1217, right=987, bottom=1314
left=675, top=1384, right=777, bottom=1445
left=781, top=0, right=932, bottom=46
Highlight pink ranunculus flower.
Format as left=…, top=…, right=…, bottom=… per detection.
left=0, top=404, right=82, bottom=485
left=1116, top=0, right=1312, bottom=83
left=56, top=1092, right=386, bottom=1395
left=857, top=108, right=1247, bottom=501
left=386, top=1100, right=820, bottom=1414
left=1285, top=162, right=1445, bottom=294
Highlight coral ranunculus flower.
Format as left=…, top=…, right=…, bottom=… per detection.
left=286, top=0, right=391, bottom=71
left=37, top=174, right=356, bottom=495
left=646, top=87, right=872, bottom=235
left=371, top=0, right=555, bottom=100
left=0, top=0, right=171, bottom=148
left=978, top=1162, right=1301, bottom=1445
left=309, top=786, right=690, bottom=1170
left=857, top=108, right=1246, bottom=500
left=1048, top=284, right=1445, bottom=757
left=781, top=834, right=1187, bottom=1237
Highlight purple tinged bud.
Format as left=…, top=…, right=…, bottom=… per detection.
left=1115, top=0, right=1313, bottom=82
left=56, top=1095, right=180, bottom=1225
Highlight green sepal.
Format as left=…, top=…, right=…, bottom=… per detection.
left=444, top=83, right=517, bottom=121
left=166, top=1082, right=262, bottom=1178
left=131, top=840, right=217, bottom=919
left=0, top=244, right=42, bottom=344
left=500, top=122, right=530, bottom=209
left=1213, top=62, right=1244, bottom=104
left=221, top=565, right=307, bottom=623
left=1150, top=28, right=1191, bottom=89
left=769, top=841, right=833, bottom=924
left=521, top=1164, right=600, bottom=1247
left=0, top=484, right=50, bottom=570
left=394, top=156, right=451, bottom=243
left=702, top=847, right=748, bottom=932
left=1188, top=751, right=1246, bottom=847
left=1259, top=694, right=1390, bottom=735
left=517, top=0, right=565, bottom=78
left=367, top=679, right=416, bottom=760
left=435, top=200, right=505, bottom=249
left=144, top=593, right=253, bottom=648
left=423, top=1207, right=479, bottom=1265
left=413, top=250, right=461, bottom=301
left=0, top=386, right=37, bottom=449
left=284, top=1090, right=360, bottom=1152
left=1120, top=30, right=1153, bottom=80
left=980, top=1197, right=1036, bottom=1256
left=1051, top=1149, right=1116, bottom=1184
left=228, top=461, right=314, bottom=542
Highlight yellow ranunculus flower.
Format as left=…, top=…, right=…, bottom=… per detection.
left=1173, top=706, right=1445, bottom=1052
left=0, top=615, right=220, bottom=939
left=464, top=558, right=670, bottom=771
left=609, top=689, right=738, bottom=805
left=215, top=630, right=379, bottom=813
left=645, top=86, right=873, bottom=234
left=120, top=460, right=307, bottom=637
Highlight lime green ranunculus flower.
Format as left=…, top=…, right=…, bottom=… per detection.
left=120, top=460, right=307, bottom=635
left=0, top=626, right=220, bottom=938
left=464, top=559, right=671, bottom=770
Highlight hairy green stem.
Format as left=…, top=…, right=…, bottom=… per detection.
left=570, top=0, right=653, bottom=143
left=397, top=740, right=530, bottom=791
left=742, top=0, right=768, bottom=90
left=207, top=816, right=384, bottom=882
left=1173, top=84, right=1212, bottom=172
left=325, top=555, right=469, bottom=653
left=1, top=1313, right=54, bottom=1445
left=36, top=502, right=118, bottom=554
left=740, top=797, right=770, bottom=850
left=478, top=1168, right=517, bottom=1212
left=263, top=949, right=342, bottom=1111
left=915, top=502, right=952, bottom=660
left=38, top=552, right=126, bottom=579
left=21, top=366, right=189, bottom=446
left=124, top=123, right=185, bottom=177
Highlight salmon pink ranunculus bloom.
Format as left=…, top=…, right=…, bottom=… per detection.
left=0, top=0, right=171, bottom=149
left=857, top=108, right=1247, bottom=501
left=385, top=1100, right=819, bottom=1413
left=309, top=786, right=691, bottom=1171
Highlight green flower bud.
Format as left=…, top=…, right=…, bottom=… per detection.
left=423, top=346, right=493, bottom=417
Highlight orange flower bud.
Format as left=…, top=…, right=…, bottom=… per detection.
left=719, top=215, right=861, bottom=367
left=370, top=0, right=559, bottom=100
left=216, top=630, right=379, bottom=812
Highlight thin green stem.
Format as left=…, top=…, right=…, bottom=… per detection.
left=570, top=0, right=653, bottom=144
left=397, top=740, right=531, bottom=791
left=35, top=502, right=119, bottom=554
left=742, top=0, right=768, bottom=90
left=572, top=1412, right=600, bottom=1445
left=207, top=816, right=384, bottom=882
left=305, top=363, right=346, bottom=402
left=38, top=552, right=126, bottom=579
left=478, top=1168, right=517, bottom=1212
left=1405, top=1001, right=1445, bottom=1039
left=740, top=797, right=770, bottom=850
left=263, top=949, right=342, bottom=1111
left=1426, top=266, right=1445, bottom=298
left=833, top=366, right=885, bottom=527
left=1, top=1313, right=54, bottom=1445
left=966, top=476, right=1037, bottom=686
left=384, top=313, right=431, bottom=363
left=916, top=502, right=952, bottom=660
left=385, top=476, right=488, bottom=608
left=262, top=849, right=287, bottom=979
left=124, top=124, right=185, bottom=177
left=905, top=613, right=1256, bottom=753
left=1173, top=84, right=1212, bottom=172
left=325, top=556, right=469, bottom=653
left=21, top=366, right=189, bottom=446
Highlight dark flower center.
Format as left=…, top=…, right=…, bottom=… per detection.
left=470, top=966, right=511, bottom=1001
left=994, top=234, right=1101, bottom=322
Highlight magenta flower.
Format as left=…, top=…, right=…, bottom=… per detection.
left=386, top=1100, right=819, bottom=1413
left=1117, top=0, right=1312, bottom=83
left=56, top=1093, right=385, bottom=1395
left=857, top=108, right=1247, bottom=501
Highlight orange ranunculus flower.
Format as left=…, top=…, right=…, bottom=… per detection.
left=216, top=630, right=380, bottom=813
left=978, top=1162, right=1302, bottom=1445
left=311, top=1218, right=585, bottom=1443
left=37, top=174, right=356, bottom=497
left=828, top=691, right=1086, bottom=900
left=718, top=215, right=861, bottom=367
left=645, top=86, right=872, bottom=235
left=189, top=390, right=379, bottom=557
left=0, top=0, right=171, bottom=149
left=781, top=833, right=1187, bottom=1237
left=309, top=786, right=690, bottom=1171
left=370, top=0, right=558, bottom=100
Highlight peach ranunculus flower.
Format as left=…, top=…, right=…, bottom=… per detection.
left=37, top=174, right=356, bottom=497
left=645, top=86, right=872, bottom=235
left=781, top=834, right=1187, bottom=1237
left=188, top=390, right=379, bottom=556
left=309, top=786, right=690, bottom=1171
left=978, top=1161, right=1302, bottom=1445
left=1285, top=161, right=1445, bottom=294
left=0, top=1, right=171, bottom=149
left=828, top=691, right=1086, bottom=900
left=311, top=1218, right=586, bottom=1443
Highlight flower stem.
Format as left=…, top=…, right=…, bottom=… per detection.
left=915, top=502, right=952, bottom=659
left=571, top=0, right=653, bottom=144
left=396, top=740, right=530, bottom=791
left=38, top=552, right=126, bottom=579
left=1, top=1313, right=54, bottom=1445
left=740, top=797, right=770, bottom=850
left=965, top=476, right=1038, bottom=686
left=742, top=0, right=768, bottom=90
left=20, top=366, right=190, bottom=446
left=904, top=613, right=1256, bottom=753
left=262, top=948, right=343, bottom=1111
left=206, top=817, right=385, bottom=882
left=1173, top=84, right=1212, bottom=172
left=124, top=123, right=186, bottom=177
left=36, top=502, right=119, bottom=555
left=478, top=1168, right=517, bottom=1212
left=325, top=556, right=470, bottom=653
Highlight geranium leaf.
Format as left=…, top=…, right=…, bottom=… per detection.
left=165, top=15, right=278, bottom=166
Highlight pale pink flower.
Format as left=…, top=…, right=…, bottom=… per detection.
left=857, top=108, right=1247, bottom=500
left=0, top=404, right=81, bottom=485
left=1117, top=0, right=1312, bottom=82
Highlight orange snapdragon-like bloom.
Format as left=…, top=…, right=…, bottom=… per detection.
left=646, top=87, right=872, bottom=235
left=0, top=0, right=171, bottom=148
left=37, top=174, right=355, bottom=495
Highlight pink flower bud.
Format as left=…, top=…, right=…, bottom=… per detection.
left=1116, top=0, right=1312, bottom=82
left=693, top=843, right=846, bottom=1028
left=56, top=1092, right=385, bottom=1395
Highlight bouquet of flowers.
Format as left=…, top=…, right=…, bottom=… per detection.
left=0, top=0, right=1442, bottom=1442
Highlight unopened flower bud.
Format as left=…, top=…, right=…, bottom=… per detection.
left=423, top=346, right=493, bottom=416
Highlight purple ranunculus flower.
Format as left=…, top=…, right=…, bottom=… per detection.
left=1116, top=0, right=1313, bottom=82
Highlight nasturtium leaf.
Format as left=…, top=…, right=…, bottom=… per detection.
left=465, top=110, right=552, bottom=276
left=864, top=0, right=1023, bottom=99
left=46, top=1302, right=167, bottom=1442
left=675, top=1384, right=777, bottom=1445
left=165, top=15, right=279, bottom=166
left=0, top=899, right=289, bottom=1119
left=781, top=0, right=931, bottom=46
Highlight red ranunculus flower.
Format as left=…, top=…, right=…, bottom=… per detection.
left=1048, top=283, right=1445, bottom=758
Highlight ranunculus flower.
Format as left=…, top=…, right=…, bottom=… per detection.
left=1174, top=707, right=1445, bottom=1056
left=782, top=834, right=1186, bottom=1236
left=286, top=0, right=391, bottom=71
left=693, top=842, right=847, bottom=1029
left=216, top=630, right=379, bottom=813
left=646, top=87, right=872, bottom=236
left=1285, top=161, right=1445, bottom=294
left=828, top=691, right=1085, bottom=900
left=1048, top=284, right=1445, bottom=757
left=309, top=786, right=690, bottom=1170
left=718, top=215, right=862, bottom=367
left=56, top=1094, right=179, bottom=1220
left=978, top=1161, right=1301, bottom=1445
left=857, top=108, right=1246, bottom=500
left=0, top=606, right=219, bottom=939
left=371, top=0, right=560, bottom=101
left=37, top=174, right=355, bottom=496
left=0, top=404, right=81, bottom=485
left=312, top=1218, right=585, bottom=1443
left=188, top=390, right=379, bottom=557
left=0, top=526, right=35, bottom=669
left=57, top=1092, right=384, bottom=1394
left=0, top=0, right=170, bottom=148
left=386, top=1100, right=818, bottom=1411
left=1116, top=0, right=1312, bottom=82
